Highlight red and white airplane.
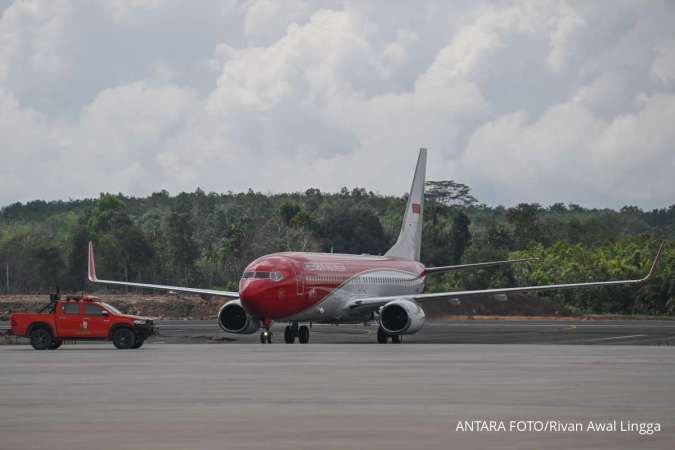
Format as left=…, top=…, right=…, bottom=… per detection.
left=88, top=149, right=663, bottom=344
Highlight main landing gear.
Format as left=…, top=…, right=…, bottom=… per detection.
left=284, top=322, right=310, bottom=344
left=377, top=327, right=402, bottom=344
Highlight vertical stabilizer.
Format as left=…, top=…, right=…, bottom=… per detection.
left=385, top=148, right=426, bottom=261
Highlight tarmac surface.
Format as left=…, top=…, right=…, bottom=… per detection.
left=3, top=318, right=675, bottom=344
left=1, top=343, right=674, bottom=450
left=2, top=319, right=675, bottom=449
left=155, top=318, right=675, bottom=345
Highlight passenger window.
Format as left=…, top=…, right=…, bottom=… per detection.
left=84, top=304, right=104, bottom=316
left=62, top=303, right=80, bottom=314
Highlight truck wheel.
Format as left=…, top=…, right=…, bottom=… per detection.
left=30, top=328, right=53, bottom=350
left=131, top=336, right=144, bottom=349
left=112, top=328, right=136, bottom=349
left=48, top=339, right=63, bottom=350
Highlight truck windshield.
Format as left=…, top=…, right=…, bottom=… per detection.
left=101, top=302, right=122, bottom=315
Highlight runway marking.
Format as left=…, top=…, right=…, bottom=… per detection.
left=584, top=334, right=647, bottom=342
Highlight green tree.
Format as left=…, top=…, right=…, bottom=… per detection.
left=279, top=203, right=301, bottom=226
left=88, top=194, right=154, bottom=286
left=67, top=224, right=91, bottom=291
left=506, top=203, right=544, bottom=248
left=166, top=211, right=200, bottom=285
left=425, top=180, right=477, bottom=224
left=320, top=207, right=388, bottom=254
left=449, top=211, right=471, bottom=264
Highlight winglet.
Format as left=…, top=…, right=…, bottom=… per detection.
left=641, top=241, right=665, bottom=282
left=87, top=241, right=98, bottom=282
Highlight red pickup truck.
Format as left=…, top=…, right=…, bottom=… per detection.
left=10, top=295, right=155, bottom=350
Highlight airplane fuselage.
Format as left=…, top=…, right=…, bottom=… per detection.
left=239, top=252, right=426, bottom=323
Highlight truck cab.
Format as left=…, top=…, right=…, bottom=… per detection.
left=10, top=295, right=155, bottom=350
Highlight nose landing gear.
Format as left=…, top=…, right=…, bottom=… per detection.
left=260, top=330, right=273, bottom=344
left=260, top=318, right=274, bottom=344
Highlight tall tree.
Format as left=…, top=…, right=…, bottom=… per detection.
left=166, top=211, right=200, bottom=285
left=425, top=180, right=477, bottom=224
left=425, top=180, right=477, bottom=206
left=319, top=207, right=388, bottom=254
left=506, top=203, right=543, bottom=249
left=88, top=194, right=154, bottom=286
left=449, top=211, right=472, bottom=264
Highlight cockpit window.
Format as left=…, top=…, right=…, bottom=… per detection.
left=242, top=271, right=284, bottom=281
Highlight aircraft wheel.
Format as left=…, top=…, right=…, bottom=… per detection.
left=284, top=326, right=295, bottom=344
left=377, top=327, right=388, bottom=344
left=266, top=331, right=273, bottom=344
left=260, top=331, right=267, bottom=344
left=298, top=325, right=310, bottom=344
left=391, top=335, right=402, bottom=344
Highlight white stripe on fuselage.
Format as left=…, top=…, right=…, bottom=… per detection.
left=285, top=268, right=425, bottom=323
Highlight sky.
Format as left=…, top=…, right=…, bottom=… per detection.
left=1, top=0, right=674, bottom=209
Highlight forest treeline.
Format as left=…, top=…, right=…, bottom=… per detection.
left=0, top=182, right=673, bottom=315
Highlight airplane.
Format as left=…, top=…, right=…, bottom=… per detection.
left=87, top=148, right=664, bottom=344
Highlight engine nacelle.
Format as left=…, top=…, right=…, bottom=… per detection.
left=217, top=299, right=261, bottom=334
left=379, top=298, right=426, bottom=335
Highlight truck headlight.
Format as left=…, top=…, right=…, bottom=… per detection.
left=134, top=319, right=146, bottom=325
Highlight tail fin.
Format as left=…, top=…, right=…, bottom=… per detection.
left=385, top=148, right=427, bottom=261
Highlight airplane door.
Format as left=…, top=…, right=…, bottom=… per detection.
left=295, top=262, right=305, bottom=298
left=297, top=271, right=304, bottom=297
left=83, top=303, right=110, bottom=338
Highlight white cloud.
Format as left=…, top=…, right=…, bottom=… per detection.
left=652, top=41, right=675, bottom=86
left=241, top=0, right=310, bottom=44
left=459, top=94, right=675, bottom=206
left=107, top=0, right=164, bottom=20
left=0, top=0, right=674, bottom=209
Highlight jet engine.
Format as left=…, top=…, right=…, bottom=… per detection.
left=379, top=298, right=426, bottom=335
left=217, top=299, right=261, bottom=334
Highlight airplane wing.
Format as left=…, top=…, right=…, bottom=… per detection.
left=424, top=257, right=537, bottom=274
left=87, top=241, right=240, bottom=299
left=348, top=242, right=664, bottom=314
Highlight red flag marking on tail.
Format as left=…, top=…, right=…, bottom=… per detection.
left=412, top=203, right=421, bottom=214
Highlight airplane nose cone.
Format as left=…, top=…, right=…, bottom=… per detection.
left=238, top=256, right=298, bottom=320
left=239, top=280, right=267, bottom=317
